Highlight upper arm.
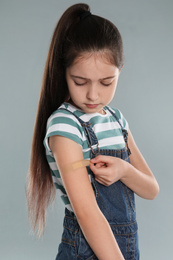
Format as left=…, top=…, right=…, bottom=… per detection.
left=49, top=135, right=98, bottom=218
left=128, top=129, right=153, bottom=176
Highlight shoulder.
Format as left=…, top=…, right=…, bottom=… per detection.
left=44, top=104, right=84, bottom=153
left=106, top=106, right=122, bottom=119
left=106, top=106, right=129, bottom=131
left=47, top=104, right=81, bottom=129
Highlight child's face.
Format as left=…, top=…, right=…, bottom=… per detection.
left=66, top=52, right=120, bottom=114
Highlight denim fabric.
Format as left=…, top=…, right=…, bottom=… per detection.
left=56, top=209, right=97, bottom=260
left=55, top=108, right=140, bottom=260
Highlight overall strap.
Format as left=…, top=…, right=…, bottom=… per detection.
left=58, top=108, right=100, bottom=156
left=106, top=107, right=131, bottom=155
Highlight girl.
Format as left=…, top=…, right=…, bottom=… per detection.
left=27, top=3, right=159, bottom=260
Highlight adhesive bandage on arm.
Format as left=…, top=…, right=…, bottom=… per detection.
left=62, top=159, right=90, bottom=173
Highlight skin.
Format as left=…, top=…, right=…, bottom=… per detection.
left=50, top=52, right=159, bottom=259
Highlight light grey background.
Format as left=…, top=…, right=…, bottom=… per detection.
left=0, top=0, right=172, bottom=259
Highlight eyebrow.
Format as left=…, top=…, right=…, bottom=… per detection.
left=70, top=75, right=116, bottom=80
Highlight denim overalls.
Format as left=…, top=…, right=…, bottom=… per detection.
left=56, top=107, right=140, bottom=260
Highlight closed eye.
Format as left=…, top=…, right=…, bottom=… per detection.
left=74, top=81, right=87, bottom=86
left=101, top=82, right=112, bottom=86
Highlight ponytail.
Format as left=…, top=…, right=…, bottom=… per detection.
left=26, top=3, right=91, bottom=237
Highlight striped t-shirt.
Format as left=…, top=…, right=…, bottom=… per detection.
left=44, top=102, right=129, bottom=212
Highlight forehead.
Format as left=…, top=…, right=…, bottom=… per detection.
left=72, top=51, right=115, bottom=66
left=67, top=51, right=119, bottom=79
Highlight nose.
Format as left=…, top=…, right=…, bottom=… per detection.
left=86, top=85, right=99, bottom=101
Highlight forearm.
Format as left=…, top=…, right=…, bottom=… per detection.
left=123, top=129, right=159, bottom=199
left=90, top=154, right=159, bottom=199
left=121, top=162, right=159, bottom=200
left=77, top=207, right=124, bottom=260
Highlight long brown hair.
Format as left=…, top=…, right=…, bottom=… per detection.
left=26, top=3, right=124, bottom=237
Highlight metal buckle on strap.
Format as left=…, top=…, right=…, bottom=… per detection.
left=89, top=143, right=100, bottom=156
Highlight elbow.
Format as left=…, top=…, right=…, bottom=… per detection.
left=148, top=182, right=160, bottom=200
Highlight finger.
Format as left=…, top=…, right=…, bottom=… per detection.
left=89, top=164, right=107, bottom=175
left=90, top=155, right=113, bottom=164
left=90, top=155, right=105, bottom=163
left=94, top=162, right=106, bottom=168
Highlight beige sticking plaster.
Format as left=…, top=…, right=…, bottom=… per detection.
left=72, top=159, right=90, bottom=170
left=62, top=160, right=90, bottom=173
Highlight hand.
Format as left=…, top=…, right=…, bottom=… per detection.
left=89, top=155, right=128, bottom=186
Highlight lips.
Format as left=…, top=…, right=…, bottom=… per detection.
left=85, top=104, right=98, bottom=108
